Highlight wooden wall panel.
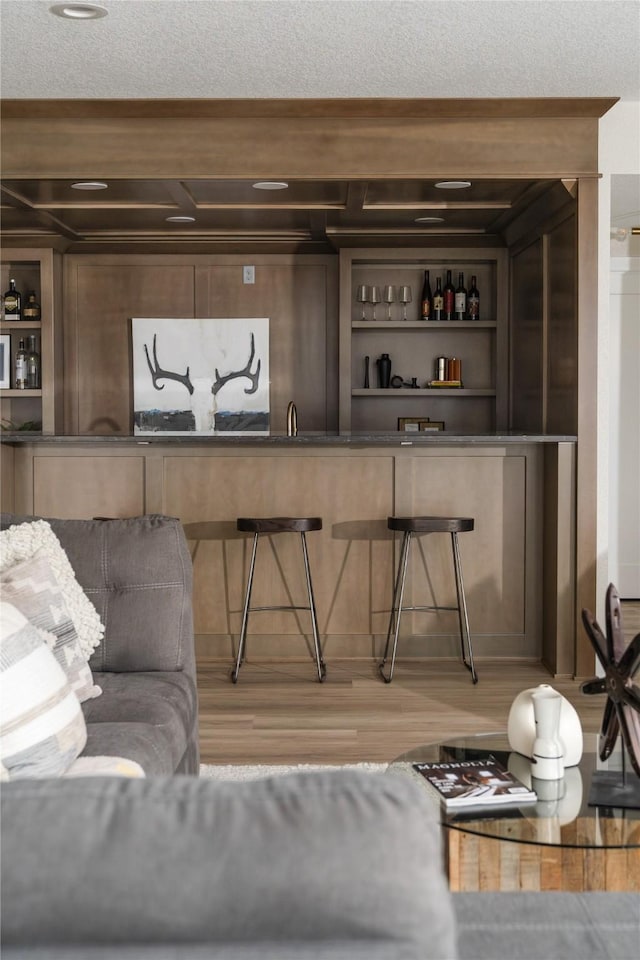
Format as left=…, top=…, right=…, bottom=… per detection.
left=510, top=240, right=544, bottom=431
left=402, top=455, right=527, bottom=645
left=64, top=255, right=338, bottom=437
left=33, top=455, right=144, bottom=518
left=203, top=262, right=336, bottom=432
left=547, top=214, right=578, bottom=435
left=66, top=261, right=196, bottom=434
left=164, top=454, right=395, bottom=656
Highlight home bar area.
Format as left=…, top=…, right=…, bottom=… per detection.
left=0, top=98, right=616, bottom=678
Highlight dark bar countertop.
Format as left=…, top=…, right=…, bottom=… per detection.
left=0, top=432, right=577, bottom=446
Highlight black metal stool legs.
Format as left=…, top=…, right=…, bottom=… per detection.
left=231, top=522, right=326, bottom=683
left=379, top=522, right=478, bottom=684
left=230, top=532, right=259, bottom=683
left=300, top=531, right=327, bottom=682
left=451, top=531, right=478, bottom=684
left=379, top=530, right=412, bottom=683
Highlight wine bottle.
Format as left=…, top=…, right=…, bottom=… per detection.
left=22, top=291, right=41, bottom=323
left=27, top=335, right=40, bottom=389
left=433, top=276, right=444, bottom=321
left=3, top=278, right=21, bottom=322
left=443, top=270, right=455, bottom=321
left=467, top=275, right=480, bottom=320
left=455, top=272, right=467, bottom=321
left=420, top=270, right=433, bottom=321
left=15, top=338, right=27, bottom=389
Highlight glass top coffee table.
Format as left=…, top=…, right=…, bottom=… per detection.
left=390, top=732, right=640, bottom=892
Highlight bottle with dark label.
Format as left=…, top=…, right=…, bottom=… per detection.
left=455, top=272, right=467, bottom=321
left=433, top=276, right=444, bottom=321
left=420, top=269, right=433, bottom=321
left=443, top=270, right=455, bottom=321
left=22, top=291, right=41, bottom=323
left=15, top=338, right=27, bottom=389
left=3, top=279, right=21, bottom=321
left=27, top=335, right=40, bottom=389
left=467, top=275, right=480, bottom=320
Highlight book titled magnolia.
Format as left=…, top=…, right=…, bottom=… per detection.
left=412, top=755, right=538, bottom=809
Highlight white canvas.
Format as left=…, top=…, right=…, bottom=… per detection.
left=132, top=318, right=269, bottom=435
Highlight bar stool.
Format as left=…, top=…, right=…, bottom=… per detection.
left=231, top=517, right=326, bottom=683
left=379, top=516, right=478, bottom=684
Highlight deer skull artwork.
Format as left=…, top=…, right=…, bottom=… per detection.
left=132, top=318, right=270, bottom=435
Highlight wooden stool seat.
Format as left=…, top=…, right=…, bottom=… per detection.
left=231, top=516, right=326, bottom=684
left=237, top=517, right=323, bottom=535
left=380, top=514, right=478, bottom=685
left=388, top=516, right=474, bottom=535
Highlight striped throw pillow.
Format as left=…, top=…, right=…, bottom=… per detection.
left=0, top=601, right=87, bottom=779
left=1, top=550, right=101, bottom=703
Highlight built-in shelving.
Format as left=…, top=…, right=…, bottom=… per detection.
left=339, top=247, right=508, bottom=433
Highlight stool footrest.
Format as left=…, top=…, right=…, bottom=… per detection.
left=399, top=604, right=459, bottom=613
left=249, top=605, right=312, bottom=613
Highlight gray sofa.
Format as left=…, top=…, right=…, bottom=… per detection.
left=0, top=513, right=199, bottom=775
left=1, top=514, right=637, bottom=958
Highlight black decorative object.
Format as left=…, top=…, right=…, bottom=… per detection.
left=581, top=583, right=640, bottom=808
left=364, top=355, right=370, bottom=389
left=377, top=353, right=391, bottom=388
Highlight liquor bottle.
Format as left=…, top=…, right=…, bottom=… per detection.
left=467, top=275, right=480, bottom=320
left=443, top=270, right=455, bottom=321
left=3, top=278, right=21, bottom=322
left=420, top=270, right=433, bottom=321
left=433, top=276, right=444, bottom=321
left=455, top=272, right=467, bottom=321
left=27, top=335, right=40, bottom=389
left=22, top=291, right=41, bottom=323
left=15, top=338, right=27, bottom=389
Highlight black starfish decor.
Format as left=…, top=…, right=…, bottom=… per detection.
left=581, top=583, right=640, bottom=779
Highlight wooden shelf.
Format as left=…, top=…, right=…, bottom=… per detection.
left=0, top=389, right=41, bottom=398
left=352, top=388, right=496, bottom=397
left=352, top=320, right=497, bottom=330
left=0, top=321, right=42, bottom=331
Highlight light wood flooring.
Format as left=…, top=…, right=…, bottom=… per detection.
left=197, top=601, right=640, bottom=765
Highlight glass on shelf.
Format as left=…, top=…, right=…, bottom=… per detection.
left=383, top=285, right=397, bottom=321
left=398, top=285, right=412, bottom=321
left=369, top=285, right=381, bottom=321
left=355, top=284, right=369, bottom=320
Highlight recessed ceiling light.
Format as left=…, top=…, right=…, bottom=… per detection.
left=165, top=215, right=196, bottom=223
left=252, top=181, right=289, bottom=191
left=415, top=216, right=445, bottom=223
left=434, top=180, right=472, bottom=189
left=50, top=3, right=108, bottom=19
left=71, top=181, right=108, bottom=190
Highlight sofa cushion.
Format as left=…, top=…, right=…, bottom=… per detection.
left=0, top=519, right=104, bottom=659
left=0, top=515, right=194, bottom=675
left=0, top=602, right=87, bottom=778
left=0, top=549, right=101, bottom=703
left=1, top=772, right=457, bottom=958
left=81, top=671, right=197, bottom=775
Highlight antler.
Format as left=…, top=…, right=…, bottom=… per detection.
left=213, top=333, right=261, bottom=396
left=144, top=334, right=194, bottom=395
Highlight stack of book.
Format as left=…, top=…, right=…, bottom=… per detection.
left=412, top=755, right=537, bottom=810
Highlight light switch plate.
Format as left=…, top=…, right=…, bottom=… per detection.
left=243, top=265, right=255, bottom=284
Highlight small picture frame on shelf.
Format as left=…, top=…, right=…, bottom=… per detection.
left=0, top=334, right=11, bottom=388
left=398, top=417, right=445, bottom=432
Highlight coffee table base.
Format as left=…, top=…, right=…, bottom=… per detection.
left=446, top=827, right=640, bottom=892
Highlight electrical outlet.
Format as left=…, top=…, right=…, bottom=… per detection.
left=243, top=265, right=255, bottom=284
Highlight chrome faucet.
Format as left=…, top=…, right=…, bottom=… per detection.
left=286, top=401, right=298, bottom=437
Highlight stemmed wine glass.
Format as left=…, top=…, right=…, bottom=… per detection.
left=355, top=284, right=369, bottom=321
left=383, top=285, right=397, bottom=321
left=369, top=285, right=381, bottom=321
left=398, top=285, right=412, bottom=321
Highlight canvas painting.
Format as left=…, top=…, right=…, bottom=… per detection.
left=132, top=318, right=269, bottom=435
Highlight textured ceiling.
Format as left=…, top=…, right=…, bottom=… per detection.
left=1, top=0, right=639, bottom=100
